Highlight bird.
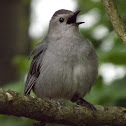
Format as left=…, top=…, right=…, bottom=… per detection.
left=24, top=9, right=98, bottom=109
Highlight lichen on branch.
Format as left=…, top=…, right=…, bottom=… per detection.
left=0, top=89, right=126, bottom=126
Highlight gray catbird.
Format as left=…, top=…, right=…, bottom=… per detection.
left=24, top=9, right=98, bottom=108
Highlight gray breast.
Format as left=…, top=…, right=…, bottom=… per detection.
left=34, top=38, right=98, bottom=99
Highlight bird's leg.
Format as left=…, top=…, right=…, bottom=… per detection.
left=71, top=93, right=96, bottom=111
left=76, top=97, right=96, bottom=111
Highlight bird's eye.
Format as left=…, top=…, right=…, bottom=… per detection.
left=59, top=17, right=64, bottom=23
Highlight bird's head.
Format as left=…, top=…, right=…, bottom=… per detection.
left=48, top=9, right=84, bottom=37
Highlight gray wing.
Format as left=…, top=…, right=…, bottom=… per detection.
left=24, top=41, right=47, bottom=95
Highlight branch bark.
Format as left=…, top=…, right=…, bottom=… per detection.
left=102, top=0, right=126, bottom=45
left=0, top=89, right=126, bottom=126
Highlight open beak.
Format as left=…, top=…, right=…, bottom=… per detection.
left=67, top=10, right=85, bottom=25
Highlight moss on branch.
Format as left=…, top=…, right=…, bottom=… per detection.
left=0, top=89, right=126, bottom=126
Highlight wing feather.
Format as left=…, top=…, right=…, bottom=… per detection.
left=24, top=42, right=47, bottom=95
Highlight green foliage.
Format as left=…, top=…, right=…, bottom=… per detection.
left=86, top=76, right=126, bottom=106
left=0, top=116, right=34, bottom=126
left=12, top=55, right=31, bottom=76
left=99, top=43, right=126, bottom=65
left=23, top=0, right=32, bottom=5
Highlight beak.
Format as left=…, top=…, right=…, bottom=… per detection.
left=67, top=10, right=85, bottom=25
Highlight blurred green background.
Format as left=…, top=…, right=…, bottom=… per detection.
left=0, top=0, right=126, bottom=126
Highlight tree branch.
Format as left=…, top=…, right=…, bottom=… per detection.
left=0, top=88, right=126, bottom=126
left=102, top=0, right=126, bottom=45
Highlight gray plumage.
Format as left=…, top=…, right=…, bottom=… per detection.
left=24, top=9, right=98, bottom=101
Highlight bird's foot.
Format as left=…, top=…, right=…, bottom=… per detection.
left=76, top=98, right=96, bottom=111
left=71, top=94, right=96, bottom=112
